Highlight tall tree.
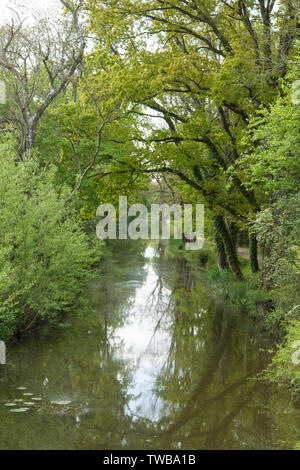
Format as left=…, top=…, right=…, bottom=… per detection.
left=85, top=0, right=298, bottom=276
left=0, top=0, right=86, bottom=155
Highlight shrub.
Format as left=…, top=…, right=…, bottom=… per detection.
left=0, top=140, right=95, bottom=340
left=264, top=319, right=300, bottom=402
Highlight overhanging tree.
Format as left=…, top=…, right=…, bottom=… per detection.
left=85, top=0, right=298, bottom=277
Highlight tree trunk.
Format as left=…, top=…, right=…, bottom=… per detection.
left=229, top=222, right=239, bottom=250
left=214, top=215, right=243, bottom=280
left=24, top=116, right=38, bottom=153
left=249, top=233, right=260, bottom=273
left=26, top=126, right=36, bottom=152
left=215, top=230, right=229, bottom=271
left=261, top=242, right=271, bottom=290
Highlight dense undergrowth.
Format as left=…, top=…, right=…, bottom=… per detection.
left=0, top=140, right=99, bottom=341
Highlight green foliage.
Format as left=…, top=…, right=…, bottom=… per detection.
left=254, top=194, right=300, bottom=325
left=0, top=0, right=299, bottom=407
left=246, top=66, right=300, bottom=326
left=208, top=270, right=263, bottom=317
left=165, top=238, right=214, bottom=269
left=34, top=67, right=149, bottom=217
left=0, top=139, right=96, bottom=340
left=264, top=320, right=300, bottom=401
left=243, top=61, right=300, bottom=393
left=240, top=55, right=300, bottom=196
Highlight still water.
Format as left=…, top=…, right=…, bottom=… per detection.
left=0, top=241, right=299, bottom=449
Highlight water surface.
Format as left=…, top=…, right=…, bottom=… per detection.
left=0, top=241, right=299, bottom=449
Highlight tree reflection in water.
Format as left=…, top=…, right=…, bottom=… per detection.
left=0, top=241, right=299, bottom=450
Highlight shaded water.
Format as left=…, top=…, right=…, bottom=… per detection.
left=0, top=241, right=299, bottom=449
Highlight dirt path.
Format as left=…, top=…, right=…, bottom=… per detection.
left=204, top=239, right=262, bottom=266
left=237, top=246, right=262, bottom=265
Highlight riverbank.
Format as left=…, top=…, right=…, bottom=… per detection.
left=0, top=241, right=299, bottom=450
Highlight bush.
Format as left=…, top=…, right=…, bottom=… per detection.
left=255, top=195, right=300, bottom=396
left=264, top=320, right=300, bottom=402
left=208, top=269, right=263, bottom=317
left=0, top=140, right=95, bottom=340
left=254, top=194, right=300, bottom=327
